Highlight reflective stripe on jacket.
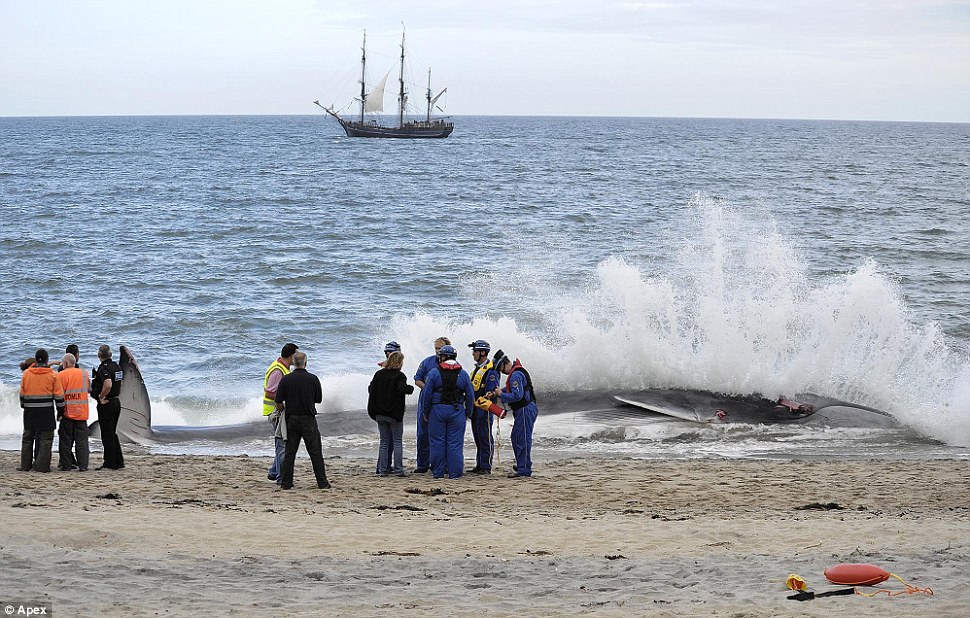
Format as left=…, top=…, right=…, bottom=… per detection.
left=20, top=365, right=65, bottom=413
left=58, top=367, right=90, bottom=421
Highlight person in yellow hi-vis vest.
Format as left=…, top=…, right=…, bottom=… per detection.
left=264, top=343, right=298, bottom=484
left=467, top=340, right=501, bottom=474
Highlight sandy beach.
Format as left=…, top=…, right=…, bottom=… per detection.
left=1, top=451, right=966, bottom=617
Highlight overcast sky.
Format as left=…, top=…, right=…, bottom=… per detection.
left=2, top=0, right=968, bottom=121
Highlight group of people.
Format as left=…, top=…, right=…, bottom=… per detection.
left=261, top=337, right=539, bottom=488
left=17, top=344, right=126, bottom=473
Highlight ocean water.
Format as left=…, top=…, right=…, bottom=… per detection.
left=1, top=115, right=968, bottom=459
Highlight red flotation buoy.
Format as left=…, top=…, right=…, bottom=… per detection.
left=824, top=563, right=891, bottom=586
left=488, top=402, right=507, bottom=419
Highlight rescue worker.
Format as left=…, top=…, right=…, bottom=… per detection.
left=92, top=344, right=124, bottom=470
left=418, top=345, right=475, bottom=479
left=467, top=339, right=501, bottom=474
left=263, top=343, right=298, bottom=484
left=18, top=348, right=65, bottom=472
left=412, top=336, right=451, bottom=473
left=275, top=351, right=330, bottom=490
left=492, top=350, right=539, bottom=478
left=56, top=353, right=90, bottom=471
left=378, top=341, right=401, bottom=367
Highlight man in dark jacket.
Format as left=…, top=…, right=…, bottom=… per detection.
left=275, top=351, right=330, bottom=489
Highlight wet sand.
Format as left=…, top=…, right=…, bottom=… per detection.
left=1, top=451, right=967, bottom=617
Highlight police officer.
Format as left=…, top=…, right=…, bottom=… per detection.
left=467, top=340, right=501, bottom=474
left=492, top=350, right=538, bottom=478
left=418, top=345, right=475, bottom=479
left=92, top=344, right=125, bottom=470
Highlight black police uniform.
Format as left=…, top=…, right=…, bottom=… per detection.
left=92, top=359, right=124, bottom=469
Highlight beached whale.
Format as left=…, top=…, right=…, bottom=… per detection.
left=90, top=347, right=898, bottom=445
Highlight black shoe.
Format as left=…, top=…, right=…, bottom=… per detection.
left=281, top=485, right=293, bottom=490
left=318, top=482, right=332, bottom=489
left=95, top=466, right=106, bottom=470
left=395, top=472, right=407, bottom=477
left=473, top=468, right=490, bottom=475
left=507, top=473, right=530, bottom=478
left=512, top=464, right=518, bottom=472
left=470, top=466, right=481, bottom=473
left=412, top=467, right=429, bottom=473
left=77, top=468, right=88, bottom=472
left=267, top=473, right=279, bottom=481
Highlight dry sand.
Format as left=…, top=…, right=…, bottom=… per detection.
left=1, top=451, right=967, bottom=617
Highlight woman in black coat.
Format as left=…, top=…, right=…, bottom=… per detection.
left=367, top=351, right=414, bottom=476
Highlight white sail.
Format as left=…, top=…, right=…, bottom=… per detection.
left=363, top=72, right=390, bottom=113
left=430, top=87, right=447, bottom=108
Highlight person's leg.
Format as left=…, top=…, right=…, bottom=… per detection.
left=415, top=411, right=430, bottom=472
left=280, top=419, right=301, bottom=489
left=98, top=400, right=123, bottom=468
left=510, top=413, right=526, bottom=475
left=58, top=419, right=74, bottom=470
left=520, top=406, right=537, bottom=476
left=19, top=428, right=35, bottom=471
left=446, top=409, right=466, bottom=479
left=391, top=420, right=404, bottom=474
left=301, top=417, right=329, bottom=488
left=34, top=430, right=54, bottom=472
left=428, top=407, right=446, bottom=478
left=267, top=415, right=281, bottom=480
left=75, top=420, right=90, bottom=471
left=376, top=419, right=390, bottom=475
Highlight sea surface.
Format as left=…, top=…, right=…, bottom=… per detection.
left=1, top=115, right=968, bottom=460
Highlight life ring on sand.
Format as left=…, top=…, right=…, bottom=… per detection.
left=824, top=563, right=891, bottom=586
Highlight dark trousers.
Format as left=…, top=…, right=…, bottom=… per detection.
left=415, top=409, right=430, bottom=470
left=280, top=415, right=329, bottom=489
left=97, top=398, right=125, bottom=469
left=470, top=408, right=494, bottom=471
left=20, top=428, right=54, bottom=472
left=59, top=418, right=90, bottom=471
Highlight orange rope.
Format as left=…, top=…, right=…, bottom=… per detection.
left=855, top=573, right=933, bottom=597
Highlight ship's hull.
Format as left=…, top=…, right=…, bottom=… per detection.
left=338, top=118, right=453, bottom=139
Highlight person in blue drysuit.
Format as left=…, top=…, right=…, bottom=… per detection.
left=412, top=336, right=450, bottom=473
left=418, top=345, right=475, bottom=479
left=492, top=350, right=538, bottom=478
left=467, top=339, right=501, bottom=474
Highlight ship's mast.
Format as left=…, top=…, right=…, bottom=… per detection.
left=359, top=31, right=367, bottom=123
left=398, top=29, right=406, bottom=129
left=426, top=68, right=432, bottom=122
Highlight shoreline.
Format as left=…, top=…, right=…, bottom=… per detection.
left=2, top=452, right=967, bottom=616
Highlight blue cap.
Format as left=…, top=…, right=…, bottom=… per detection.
left=438, top=345, right=458, bottom=359
left=467, top=339, right=491, bottom=352
left=383, top=341, right=402, bottom=354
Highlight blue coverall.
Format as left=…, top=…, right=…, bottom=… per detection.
left=412, top=354, right=439, bottom=471
left=499, top=367, right=538, bottom=477
left=418, top=362, right=475, bottom=479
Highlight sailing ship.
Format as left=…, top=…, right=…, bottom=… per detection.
left=314, top=30, right=453, bottom=139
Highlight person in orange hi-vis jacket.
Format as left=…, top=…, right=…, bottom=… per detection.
left=19, top=348, right=66, bottom=473
left=57, top=353, right=91, bottom=471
